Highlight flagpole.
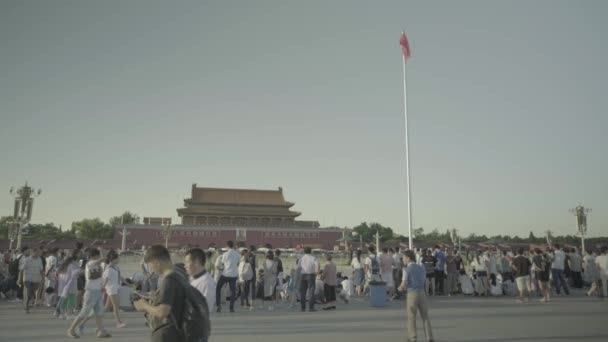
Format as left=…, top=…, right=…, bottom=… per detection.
left=402, top=52, right=413, bottom=251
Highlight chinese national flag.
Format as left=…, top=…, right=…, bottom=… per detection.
left=400, top=32, right=411, bottom=59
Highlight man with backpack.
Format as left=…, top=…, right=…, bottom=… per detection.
left=67, top=248, right=111, bottom=338
left=364, top=246, right=382, bottom=284
left=185, top=248, right=216, bottom=312
left=134, top=245, right=210, bottom=342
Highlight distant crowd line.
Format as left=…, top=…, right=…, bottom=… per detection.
left=0, top=241, right=607, bottom=342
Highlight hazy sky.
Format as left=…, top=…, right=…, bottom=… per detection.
left=1, top=1, right=607, bottom=238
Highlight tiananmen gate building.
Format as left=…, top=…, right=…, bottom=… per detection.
left=116, top=185, right=343, bottom=250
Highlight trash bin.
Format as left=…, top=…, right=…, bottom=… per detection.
left=369, top=281, right=387, bottom=307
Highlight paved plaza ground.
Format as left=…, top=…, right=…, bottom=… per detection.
left=0, top=294, right=607, bottom=342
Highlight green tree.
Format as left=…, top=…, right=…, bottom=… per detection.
left=0, top=216, right=11, bottom=239
left=72, top=218, right=114, bottom=239
left=352, top=222, right=395, bottom=243
left=109, top=211, right=140, bottom=227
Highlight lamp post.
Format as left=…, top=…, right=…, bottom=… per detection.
left=545, top=230, right=552, bottom=247
left=7, top=218, right=20, bottom=251
left=450, top=228, right=461, bottom=252
left=570, top=205, right=591, bottom=252
left=118, top=217, right=131, bottom=252
left=161, top=223, right=173, bottom=248
left=9, top=182, right=42, bottom=250
left=352, top=231, right=363, bottom=250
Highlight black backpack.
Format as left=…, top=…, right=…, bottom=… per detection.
left=370, top=255, right=380, bottom=275
left=9, top=255, right=23, bottom=277
left=166, top=272, right=211, bottom=342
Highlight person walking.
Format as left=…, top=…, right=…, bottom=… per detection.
left=583, top=250, right=600, bottom=297
left=45, top=247, right=59, bottom=307
left=262, top=251, right=278, bottom=311
left=20, top=247, right=44, bottom=313
left=399, top=250, right=434, bottom=342
left=247, top=246, right=258, bottom=308
left=392, top=248, right=404, bottom=299
left=322, top=254, right=337, bottom=310
left=238, top=249, right=253, bottom=309
left=595, top=246, right=608, bottom=299
left=134, top=245, right=210, bottom=342
left=511, top=248, right=532, bottom=303
left=380, top=248, right=395, bottom=298
left=532, top=248, right=551, bottom=303
left=297, top=247, right=319, bottom=312
left=445, top=250, right=459, bottom=296
left=55, top=253, right=81, bottom=319
left=102, top=250, right=126, bottom=328
left=214, top=241, right=240, bottom=313
left=185, top=248, right=216, bottom=311
left=550, top=244, right=570, bottom=296
left=434, top=246, right=446, bottom=296
left=67, top=248, right=110, bottom=338
left=351, top=250, right=364, bottom=296
left=568, top=248, right=583, bottom=289
left=421, top=250, right=436, bottom=296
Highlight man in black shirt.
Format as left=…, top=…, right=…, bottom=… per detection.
left=511, top=248, right=531, bottom=303
left=134, top=245, right=186, bottom=342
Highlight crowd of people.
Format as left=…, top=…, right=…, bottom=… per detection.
left=1, top=241, right=607, bottom=342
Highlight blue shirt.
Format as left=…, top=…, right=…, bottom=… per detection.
left=435, top=251, right=446, bottom=272
left=403, top=262, right=426, bottom=293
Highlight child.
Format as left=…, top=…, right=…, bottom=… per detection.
left=67, top=248, right=110, bottom=338
left=55, top=253, right=80, bottom=319
left=489, top=273, right=503, bottom=296
left=459, top=270, right=474, bottom=296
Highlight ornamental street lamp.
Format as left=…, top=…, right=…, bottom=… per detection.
left=9, top=182, right=42, bottom=250
left=570, top=205, right=591, bottom=252
left=352, top=231, right=363, bottom=250
left=160, top=223, right=173, bottom=248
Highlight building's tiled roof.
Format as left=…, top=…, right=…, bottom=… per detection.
left=190, top=186, right=290, bottom=207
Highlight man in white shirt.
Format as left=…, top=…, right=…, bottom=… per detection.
left=364, top=246, right=381, bottom=283
left=67, top=248, right=110, bottom=338
left=550, top=244, right=570, bottom=295
left=297, top=247, right=319, bottom=312
left=185, top=248, right=216, bottom=311
left=595, top=246, right=608, bottom=299
left=214, top=241, right=240, bottom=313
left=20, top=247, right=43, bottom=313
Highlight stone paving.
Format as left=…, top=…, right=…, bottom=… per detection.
left=0, top=294, right=607, bottom=342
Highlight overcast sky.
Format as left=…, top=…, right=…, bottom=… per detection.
left=1, top=0, right=606, bottom=238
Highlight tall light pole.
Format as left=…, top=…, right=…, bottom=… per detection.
left=9, top=182, right=42, bottom=250
left=352, top=231, right=363, bottom=250
left=570, top=205, right=591, bottom=252
left=545, top=230, right=553, bottom=247
left=7, top=218, right=20, bottom=251
left=450, top=228, right=461, bottom=252
left=161, top=223, right=173, bottom=249
left=118, top=217, right=131, bottom=251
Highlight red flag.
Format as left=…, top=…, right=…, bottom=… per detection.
left=400, top=32, right=411, bottom=59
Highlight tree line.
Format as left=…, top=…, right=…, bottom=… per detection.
left=2, top=215, right=607, bottom=246
left=0, top=211, right=140, bottom=241
left=348, top=222, right=608, bottom=246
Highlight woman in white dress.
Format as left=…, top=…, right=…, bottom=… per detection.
left=350, top=250, right=364, bottom=296
left=471, top=252, right=489, bottom=296
left=103, top=250, right=125, bottom=328
left=262, top=251, right=278, bottom=311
